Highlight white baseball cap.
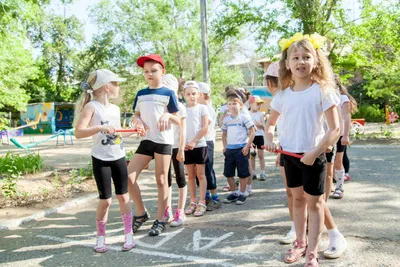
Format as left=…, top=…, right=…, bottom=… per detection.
left=183, top=80, right=199, bottom=90
left=162, top=74, right=179, bottom=94
left=92, top=69, right=127, bottom=90
left=263, top=62, right=279, bottom=78
left=198, top=82, right=211, bottom=94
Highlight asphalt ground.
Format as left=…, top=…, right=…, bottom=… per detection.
left=1, top=139, right=400, bottom=267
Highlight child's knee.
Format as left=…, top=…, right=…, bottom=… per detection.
left=99, top=199, right=112, bottom=209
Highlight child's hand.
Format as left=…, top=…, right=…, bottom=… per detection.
left=326, top=145, right=333, bottom=153
left=263, top=141, right=277, bottom=153
left=157, top=113, right=171, bottom=132
left=100, top=125, right=116, bottom=134
left=185, top=141, right=196, bottom=151
left=275, top=153, right=281, bottom=167
left=341, top=135, right=350, bottom=146
left=131, top=118, right=147, bottom=137
left=176, top=149, right=185, bottom=162
left=242, top=145, right=249, bottom=156
left=300, top=152, right=316, bottom=166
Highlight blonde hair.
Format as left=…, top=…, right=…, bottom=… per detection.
left=73, top=71, right=97, bottom=126
left=279, top=39, right=335, bottom=91
left=335, top=76, right=358, bottom=114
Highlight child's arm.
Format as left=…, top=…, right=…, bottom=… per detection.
left=75, top=104, right=114, bottom=139
left=186, top=114, right=208, bottom=150
left=130, top=112, right=147, bottom=136
left=222, top=130, right=227, bottom=153
left=264, top=109, right=280, bottom=152
left=176, top=117, right=186, bottom=162
left=242, top=126, right=255, bottom=156
left=341, top=102, right=351, bottom=145
left=302, top=105, right=340, bottom=165
left=157, top=112, right=180, bottom=132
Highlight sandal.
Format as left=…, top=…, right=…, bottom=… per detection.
left=193, top=203, right=207, bottom=217
left=94, top=235, right=108, bottom=253
left=148, top=219, right=166, bottom=236
left=132, top=210, right=150, bottom=233
left=304, top=251, right=319, bottom=267
left=184, top=202, right=197, bottom=215
left=332, top=188, right=344, bottom=199
left=283, top=240, right=307, bottom=263
left=121, top=233, right=135, bottom=251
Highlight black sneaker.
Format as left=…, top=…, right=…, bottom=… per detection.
left=223, top=192, right=239, bottom=203
left=252, top=175, right=257, bottom=180
left=132, top=211, right=150, bottom=233
left=148, top=220, right=166, bottom=236
left=236, top=194, right=247, bottom=205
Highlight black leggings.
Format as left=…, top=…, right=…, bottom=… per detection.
left=168, top=148, right=187, bottom=188
left=92, top=156, right=128, bottom=199
left=343, top=148, right=350, bottom=173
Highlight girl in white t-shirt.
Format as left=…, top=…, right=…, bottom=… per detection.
left=249, top=95, right=267, bottom=183
left=74, top=69, right=135, bottom=253
left=264, top=34, right=341, bottom=266
left=332, top=77, right=358, bottom=199
left=183, top=81, right=209, bottom=217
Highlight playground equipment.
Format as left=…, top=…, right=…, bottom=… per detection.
left=10, top=129, right=74, bottom=151
left=351, top=119, right=365, bottom=134
left=261, top=146, right=303, bottom=159
left=13, top=113, right=41, bottom=130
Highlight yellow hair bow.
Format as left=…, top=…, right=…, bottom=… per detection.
left=279, top=32, right=326, bottom=51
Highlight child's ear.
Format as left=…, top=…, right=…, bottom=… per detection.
left=162, top=69, right=167, bottom=75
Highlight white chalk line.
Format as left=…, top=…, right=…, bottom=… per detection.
left=37, top=234, right=236, bottom=267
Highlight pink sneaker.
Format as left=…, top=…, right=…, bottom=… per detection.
left=94, top=235, right=108, bottom=253
left=170, top=209, right=185, bottom=227
left=344, top=174, right=351, bottom=182
left=122, top=233, right=135, bottom=251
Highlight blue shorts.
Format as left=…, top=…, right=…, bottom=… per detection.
left=223, top=147, right=250, bottom=178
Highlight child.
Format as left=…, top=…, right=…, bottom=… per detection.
left=129, top=54, right=180, bottom=236
left=163, top=74, right=188, bottom=227
left=183, top=81, right=209, bottom=217
left=248, top=95, right=267, bottom=182
left=265, top=33, right=341, bottom=266
left=222, top=90, right=255, bottom=205
left=197, top=82, right=221, bottom=211
left=74, top=69, right=135, bottom=252
left=332, top=76, right=357, bottom=199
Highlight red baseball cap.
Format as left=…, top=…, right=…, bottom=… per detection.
left=136, top=54, right=165, bottom=69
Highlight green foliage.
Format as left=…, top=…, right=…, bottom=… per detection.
left=68, top=162, right=93, bottom=185
left=353, top=104, right=385, bottom=122
left=1, top=166, right=21, bottom=198
left=0, top=152, right=44, bottom=176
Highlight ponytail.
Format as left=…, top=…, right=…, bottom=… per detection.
left=335, top=76, right=358, bottom=114
left=73, top=71, right=97, bottom=126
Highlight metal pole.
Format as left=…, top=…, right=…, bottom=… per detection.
left=200, top=0, right=210, bottom=84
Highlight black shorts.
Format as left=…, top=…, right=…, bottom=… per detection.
left=184, top=146, right=209, bottom=165
left=252, top=136, right=264, bottom=149
left=223, top=147, right=250, bottom=178
left=92, top=156, right=128, bottom=199
left=135, top=140, right=172, bottom=157
left=336, top=136, right=347, bottom=153
left=280, top=153, right=285, bottom=167
left=283, top=153, right=327, bottom=196
left=326, top=146, right=336, bottom=163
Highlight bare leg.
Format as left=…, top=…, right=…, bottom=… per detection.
left=281, top=167, right=293, bottom=220
left=186, top=164, right=197, bottom=202
left=325, top=162, right=334, bottom=202
left=195, top=164, right=207, bottom=205
left=258, top=149, right=265, bottom=174
left=116, top=193, right=131, bottom=215
left=96, top=198, right=112, bottom=221
left=154, top=153, right=171, bottom=221
left=290, top=186, right=307, bottom=243
left=306, top=193, right=325, bottom=255
left=178, top=186, right=188, bottom=210
left=227, top=176, right=236, bottom=191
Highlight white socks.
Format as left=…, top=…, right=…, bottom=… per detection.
left=246, top=184, right=252, bottom=191
left=335, top=169, right=345, bottom=190
left=328, top=227, right=344, bottom=248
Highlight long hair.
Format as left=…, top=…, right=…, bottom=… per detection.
left=279, top=39, right=335, bottom=92
left=73, top=71, right=97, bottom=126
left=335, top=76, right=358, bottom=114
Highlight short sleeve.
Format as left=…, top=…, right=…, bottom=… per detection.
left=340, top=95, right=350, bottom=106
left=132, top=91, right=140, bottom=112
left=201, top=105, right=209, bottom=117
left=167, top=91, right=179, bottom=113
left=219, top=105, right=227, bottom=114
left=241, top=113, right=254, bottom=130
left=322, top=91, right=340, bottom=112
left=221, top=117, right=228, bottom=131
left=270, top=91, right=283, bottom=114
left=178, top=103, right=186, bottom=119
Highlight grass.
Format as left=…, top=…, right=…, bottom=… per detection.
left=0, top=152, right=44, bottom=176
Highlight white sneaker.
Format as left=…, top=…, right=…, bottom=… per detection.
left=323, top=236, right=348, bottom=259
left=245, top=189, right=252, bottom=197
left=279, top=230, right=296, bottom=244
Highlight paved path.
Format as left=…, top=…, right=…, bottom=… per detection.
left=1, top=134, right=400, bottom=266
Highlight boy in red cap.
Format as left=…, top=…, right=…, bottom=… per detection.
left=128, top=54, right=180, bottom=236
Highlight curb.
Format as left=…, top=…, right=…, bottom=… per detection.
left=0, top=193, right=98, bottom=231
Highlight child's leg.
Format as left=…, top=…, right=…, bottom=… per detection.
left=186, top=164, right=197, bottom=202
left=96, top=198, right=112, bottom=226
left=325, top=162, right=334, bottom=201
left=171, top=151, right=187, bottom=211
left=305, top=193, right=325, bottom=256
left=290, top=186, right=307, bottom=243
left=154, top=153, right=172, bottom=221
left=195, top=164, right=207, bottom=205
left=279, top=164, right=296, bottom=244
left=250, top=155, right=256, bottom=177
left=127, top=154, right=152, bottom=216
left=257, top=148, right=265, bottom=175
left=205, top=141, right=219, bottom=203
left=333, top=137, right=346, bottom=198
left=323, top=202, right=348, bottom=258
left=343, top=147, right=350, bottom=174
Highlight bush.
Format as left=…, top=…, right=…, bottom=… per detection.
left=0, top=152, right=44, bottom=176
left=353, top=104, right=385, bottom=122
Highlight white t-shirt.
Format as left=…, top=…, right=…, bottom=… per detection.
left=206, top=104, right=216, bottom=142
left=89, top=101, right=125, bottom=161
left=250, top=111, right=264, bottom=136
left=339, top=94, right=350, bottom=135
left=132, top=87, right=179, bottom=145
left=173, top=102, right=187, bottom=149
left=221, top=113, right=254, bottom=149
left=270, top=83, right=340, bottom=153
left=185, top=104, right=209, bottom=148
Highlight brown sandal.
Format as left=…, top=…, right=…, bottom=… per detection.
left=283, top=240, right=307, bottom=263
left=304, top=251, right=319, bottom=267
